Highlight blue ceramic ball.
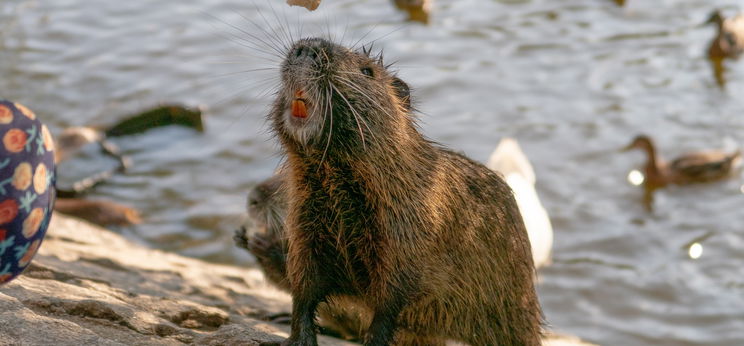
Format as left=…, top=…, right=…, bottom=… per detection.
left=0, top=100, right=56, bottom=285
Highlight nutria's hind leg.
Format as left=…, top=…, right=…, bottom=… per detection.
left=316, top=301, right=369, bottom=341
left=285, top=275, right=328, bottom=346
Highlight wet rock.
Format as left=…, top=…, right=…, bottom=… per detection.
left=0, top=214, right=593, bottom=345
left=0, top=214, right=354, bottom=346
left=167, top=308, right=228, bottom=330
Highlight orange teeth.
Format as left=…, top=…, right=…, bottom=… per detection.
left=292, top=90, right=308, bottom=118
left=291, top=99, right=307, bottom=118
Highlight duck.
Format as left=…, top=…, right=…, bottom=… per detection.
left=704, top=10, right=744, bottom=86
left=487, top=138, right=553, bottom=269
left=705, top=10, right=744, bottom=60
left=622, top=135, right=741, bottom=190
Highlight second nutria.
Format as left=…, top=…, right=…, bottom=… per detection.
left=235, top=173, right=290, bottom=291
left=235, top=174, right=369, bottom=341
left=262, top=37, right=541, bottom=345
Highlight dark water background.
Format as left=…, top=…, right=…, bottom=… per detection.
left=2, top=0, right=744, bottom=344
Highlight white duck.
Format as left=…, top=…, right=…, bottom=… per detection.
left=487, top=138, right=553, bottom=269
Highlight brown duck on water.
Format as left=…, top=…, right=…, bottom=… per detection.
left=623, top=135, right=741, bottom=208
left=704, top=10, right=744, bottom=86
left=623, top=135, right=741, bottom=187
left=706, top=10, right=744, bottom=60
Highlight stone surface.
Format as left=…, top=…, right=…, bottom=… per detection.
left=0, top=214, right=352, bottom=346
left=0, top=213, right=594, bottom=345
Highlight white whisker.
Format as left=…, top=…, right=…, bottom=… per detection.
left=332, top=83, right=372, bottom=150
left=319, top=84, right=334, bottom=169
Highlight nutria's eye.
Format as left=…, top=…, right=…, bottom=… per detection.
left=361, top=67, right=374, bottom=77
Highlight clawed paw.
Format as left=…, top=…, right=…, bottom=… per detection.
left=233, top=226, right=250, bottom=249
left=247, top=233, right=273, bottom=253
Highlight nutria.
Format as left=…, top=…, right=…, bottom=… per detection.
left=236, top=154, right=554, bottom=339
left=239, top=139, right=555, bottom=278
left=235, top=173, right=290, bottom=291
left=235, top=174, right=369, bottom=341
left=264, top=37, right=542, bottom=345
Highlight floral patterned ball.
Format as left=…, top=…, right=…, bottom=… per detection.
left=0, top=100, right=56, bottom=285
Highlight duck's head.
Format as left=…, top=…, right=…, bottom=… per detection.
left=622, top=135, right=654, bottom=152
left=704, top=10, right=725, bottom=27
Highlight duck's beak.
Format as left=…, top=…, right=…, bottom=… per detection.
left=697, top=18, right=714, bottom=28
left=698, top=11, right=722, bottom=28
left=620, top=143, right=634, bottom=152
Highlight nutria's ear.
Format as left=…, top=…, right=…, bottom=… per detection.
left=391, top=77, right=411, bottom=111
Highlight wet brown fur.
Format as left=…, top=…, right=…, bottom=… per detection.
left=235, top=174, right=370, bottom=341
left=268, top=37, right=542, bottom=345
left=235, top=173, right=292, bottom=291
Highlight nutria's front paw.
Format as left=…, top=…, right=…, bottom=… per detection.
left=248, top=233, right=287, bottom=268
left=233, top=226, right=250, bottom=249
left=247, top=232, right=273, bottom=254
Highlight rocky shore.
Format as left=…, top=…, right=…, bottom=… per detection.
left=0, top=214, right=593, bottom=346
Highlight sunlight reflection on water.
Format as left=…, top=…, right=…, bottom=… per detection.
left=688, top=242, right=703, bottom=259
left=627, top=169, right=644, bottom=186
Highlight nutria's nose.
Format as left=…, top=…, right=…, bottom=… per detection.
left=291, top=38, right=329, bottom=62
left=294, top=46, right=317, bottom=60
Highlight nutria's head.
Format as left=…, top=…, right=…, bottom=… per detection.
left=272, top=37, right=411, bottom=152
left=247, top=173, right=286, bottom=235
